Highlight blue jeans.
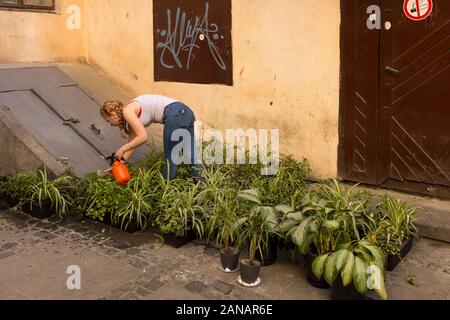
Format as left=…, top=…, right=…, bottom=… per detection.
left=161, top=102, right=203, bottom=180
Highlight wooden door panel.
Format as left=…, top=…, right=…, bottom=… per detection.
left=380, top=0, right=450, bottom=188
left=341, top=0, right=380, bottom=184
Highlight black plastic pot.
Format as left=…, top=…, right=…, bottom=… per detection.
left=240, top=259, right=261, bottom=285
left=386, top=237, right=414, bottom=271
left=305, top=252, right=331, bottom=289
left=22, top=202, right=55, bottom=219
left=220, top=247, right=240, bottom=271
left=161, top=229, right=197, bottom=248
left=331, top=275, right=365, bottom=300
left=103, top=213, right=139, bottom=234
left=0, top=198, right=10, bottom=210
left=255, top=237, right=279, bottom=266
left=0, top=196, right=17, bottom=210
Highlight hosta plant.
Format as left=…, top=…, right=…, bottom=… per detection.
left=312, top=239, right=388, bottom=300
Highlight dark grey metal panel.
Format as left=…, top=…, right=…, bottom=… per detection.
left=0, top=91, right=109, bottom=176
left=0, top=67, right=76, bottom=92
left=32, top=86, right=150, bottom=161
left=153, top=0, right=233, bottom=85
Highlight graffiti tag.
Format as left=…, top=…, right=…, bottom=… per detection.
left=156, top=2, right=227, bottom=70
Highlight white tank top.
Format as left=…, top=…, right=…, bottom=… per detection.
left=131, top=94, right=178, bottom=126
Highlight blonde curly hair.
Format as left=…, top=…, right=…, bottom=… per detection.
left=100, top=100, right=129, bottom=137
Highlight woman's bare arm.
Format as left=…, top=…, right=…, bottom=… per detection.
left=119, top=102, right=149, bottom=156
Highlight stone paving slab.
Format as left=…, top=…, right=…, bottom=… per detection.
left=0, top=209, right=449, bottom=300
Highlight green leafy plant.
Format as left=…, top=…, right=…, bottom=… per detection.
left=251, top=155, right=310, bottom=206
left=1, top=172, right=38, bottom=206
left=282, top=180, right=371, bottom=256
left=112, top=167, right=159, bottom=231
left=76, top=172, right=127, bottom=222
left=362, top=195, right=418, bottom=256
left=200, top=167, right=243, bottom=248
left=407, top=274, right=416, bottom=286
left=237, top=189, right=283, bottom=264
left=155, top=174, right=205, bottom=237
left=26, top=168, right=74, bottom=217
left=312, top=239, right=388, bottom=300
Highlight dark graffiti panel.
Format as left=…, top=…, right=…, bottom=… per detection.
left=153, top=0, right=233, bottom=85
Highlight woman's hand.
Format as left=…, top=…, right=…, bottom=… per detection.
left=104, top=166, right=113, bottom=174
left=115, top=146, right=127, bottom=161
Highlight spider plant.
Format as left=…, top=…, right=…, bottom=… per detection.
left=26, top=167, right=74, bottom=217
left=362, top=195, right=418, bottom=256
left=112, top=167, right=158, bottom=231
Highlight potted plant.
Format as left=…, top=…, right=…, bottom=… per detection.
left=201, top=168, right=244, bottom=272
left=282, top=180, right=370, bottom=288
left=111, top=167, right=158, bottom=233
left=238, top=188, right=286, bottom=267
left=206, top=190, right=243, bottom=272
left=22, top=168, right=74, bottom=219
left=0, top=175, right=11, bottom=210
left=362, top=195, right=418, bottom=271
left=312, top=239, right=388, bottom=300
left=77, top=173, right=126, bottom=224
left=0, top=172, right=38, bottom=209
left=155, top=175, right=205, bottom=248
left=236, top=189, right=282, bottom=286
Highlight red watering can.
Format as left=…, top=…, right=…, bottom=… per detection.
left=106, top=153, right=131, bottom=186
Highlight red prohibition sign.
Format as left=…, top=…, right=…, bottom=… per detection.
left=403, top=0, right=433, bottom=21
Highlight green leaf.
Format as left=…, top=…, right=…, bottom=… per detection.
left=286, top=211, right=304, bottom=221
left=354, top=248, right=373, bottom=263
left=373, top=269, right=388, bottom=300
left=278, top=219, right=299, bottom=233
left=341, top=253, right=355, bottom=286
left=308, top=219, right=318, bottom=233
left=299, top=234, right=313, bottom=255
left=312, top=254, right=329, bottom=280
left=301, top=206, right=316, bottom=214
left=275, top=204, right=294, bottom=215
left=260, top=207, right=278, bottom=230
left=334, top=249, right=350, bottom=273
left=353, top=256, right=368, bottom=295
left=323, top=220, right=340, bottom=230
left=364, top=244, right=386, bottom=271
left=291, top=216, right=312, bottom=247
left=324, top=254, right=338, bottom=285
left=238, top=189, right=261, bottom=205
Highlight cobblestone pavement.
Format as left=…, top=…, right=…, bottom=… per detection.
left=0, top=209, right=449, bottom=300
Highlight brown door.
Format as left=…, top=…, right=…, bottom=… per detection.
left=341, top=0, right=450, bottom=198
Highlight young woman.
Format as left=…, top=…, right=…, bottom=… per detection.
left=100, top=95, right=203, bottom=180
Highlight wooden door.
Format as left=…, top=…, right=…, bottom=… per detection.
left=341, top=0, right=450, bottom=198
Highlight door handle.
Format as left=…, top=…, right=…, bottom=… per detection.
left=385, top=66, right=400, bottom=76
